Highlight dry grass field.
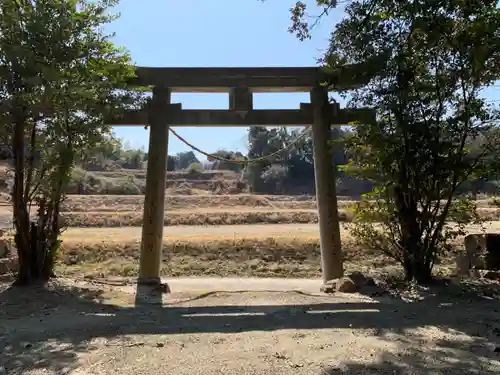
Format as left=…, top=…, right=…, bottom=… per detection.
left=55, top=194, right=500, bottom=226
left=1, top=161, right=500, bottom=280
left=1, top=188, right=500, bottom=279
left=54, top=224, right=435, bottom=279
left=53, top=219, right=499, bottom=279
left=3, top=193, right=500, bottom=227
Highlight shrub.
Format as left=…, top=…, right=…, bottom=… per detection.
left=68, top=169, right=145, bottom=195
left=187, top=162, right=202, bottom=173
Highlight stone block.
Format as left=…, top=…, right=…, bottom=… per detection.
left=336, top=277, right=357, bottom=293
left=457, top=233, right=487, bottom=275
left=320, top=271, right=379, bottom=294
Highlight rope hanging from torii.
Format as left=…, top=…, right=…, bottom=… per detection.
left=167, top=126, right=312, bottom=165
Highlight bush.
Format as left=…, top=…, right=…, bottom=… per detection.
left=67, top=168, right=145, bottom=195
left=350, top=189, right=482, bottom=283
left=490, top=197, right=500, bottom=207
left=261, top=164, right=289, bottom=194
left=187, top=162, right=202, bottom=173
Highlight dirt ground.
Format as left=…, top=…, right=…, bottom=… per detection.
left=1, top=278, right=500, bottom=375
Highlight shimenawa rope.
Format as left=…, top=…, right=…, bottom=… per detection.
left=168, top=126, right=312, bottom=165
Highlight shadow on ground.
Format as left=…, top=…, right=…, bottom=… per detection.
left=1, top=280, right=500, bottom=374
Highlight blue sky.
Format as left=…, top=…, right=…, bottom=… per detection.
left=108, top=0, right=499, bottom=158
left=108, top=0, right=343, bottom=157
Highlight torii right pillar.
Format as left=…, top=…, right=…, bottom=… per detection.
left=310, top=85, right=344, bottom=282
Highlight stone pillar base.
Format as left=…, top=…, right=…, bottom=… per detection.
left=134, top=278, right=170, bottom=306
left=136, top=276, right=162, bottom=286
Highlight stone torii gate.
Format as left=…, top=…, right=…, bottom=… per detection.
left=111, top=66, right=375, bottom=286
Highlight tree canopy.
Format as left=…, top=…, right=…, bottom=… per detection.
left=303, top=0, right=500, bottom=282
left=0, top=0, right=142, bottom=284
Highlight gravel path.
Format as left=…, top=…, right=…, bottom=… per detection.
left=1, top=278, right=500, bottom=375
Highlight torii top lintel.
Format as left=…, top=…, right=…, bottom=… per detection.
left=131, top=64, right=369, bottom=93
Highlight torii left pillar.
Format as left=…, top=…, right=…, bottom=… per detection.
left=138, top=86, right=171, bottom=285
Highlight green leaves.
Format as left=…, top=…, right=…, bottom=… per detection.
left=288, top=0, right=339, bottom=41
left=1, top=0, right=145, bottom=282
left=323, top=0, right=500, bottom=282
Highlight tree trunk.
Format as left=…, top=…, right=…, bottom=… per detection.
left=12, top=112, right=32, bottom=285
left=11, top=111, right=59, bottom=285
left=404, top=256, right=433, bottom=283
left=394, top=184, right=433, bottom=283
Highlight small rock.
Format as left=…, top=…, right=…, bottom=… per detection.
left=156, top=342, right=165, bottom=348
left=274, top=352, right=288, bottom=360
left=336, top=277, right=358, bottom=293
left=321, top=272, right=377, bottom=294
left=320, top=279, right=337, bottom=294
left=345, top=271, right=367, bottom=286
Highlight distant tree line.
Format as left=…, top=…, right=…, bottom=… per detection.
left=29, top=121, right=495, bottom=197
left=57, top=125, right=349, bottom=194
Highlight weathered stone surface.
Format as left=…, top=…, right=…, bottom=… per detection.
left=466, top=234, right=486, bottom=264
left=464, top=233, right=485, bottom=252
left=345, top=271, right=367, bottom=286
left=321, top=272, right=379, bottom=294
left=457, top=233, right=488, bottom=276
left=336, top=277, right=358, bottom=293
left=320, top=279, right=337, bottom=294
left=456, top=253, right=471, bottom=276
